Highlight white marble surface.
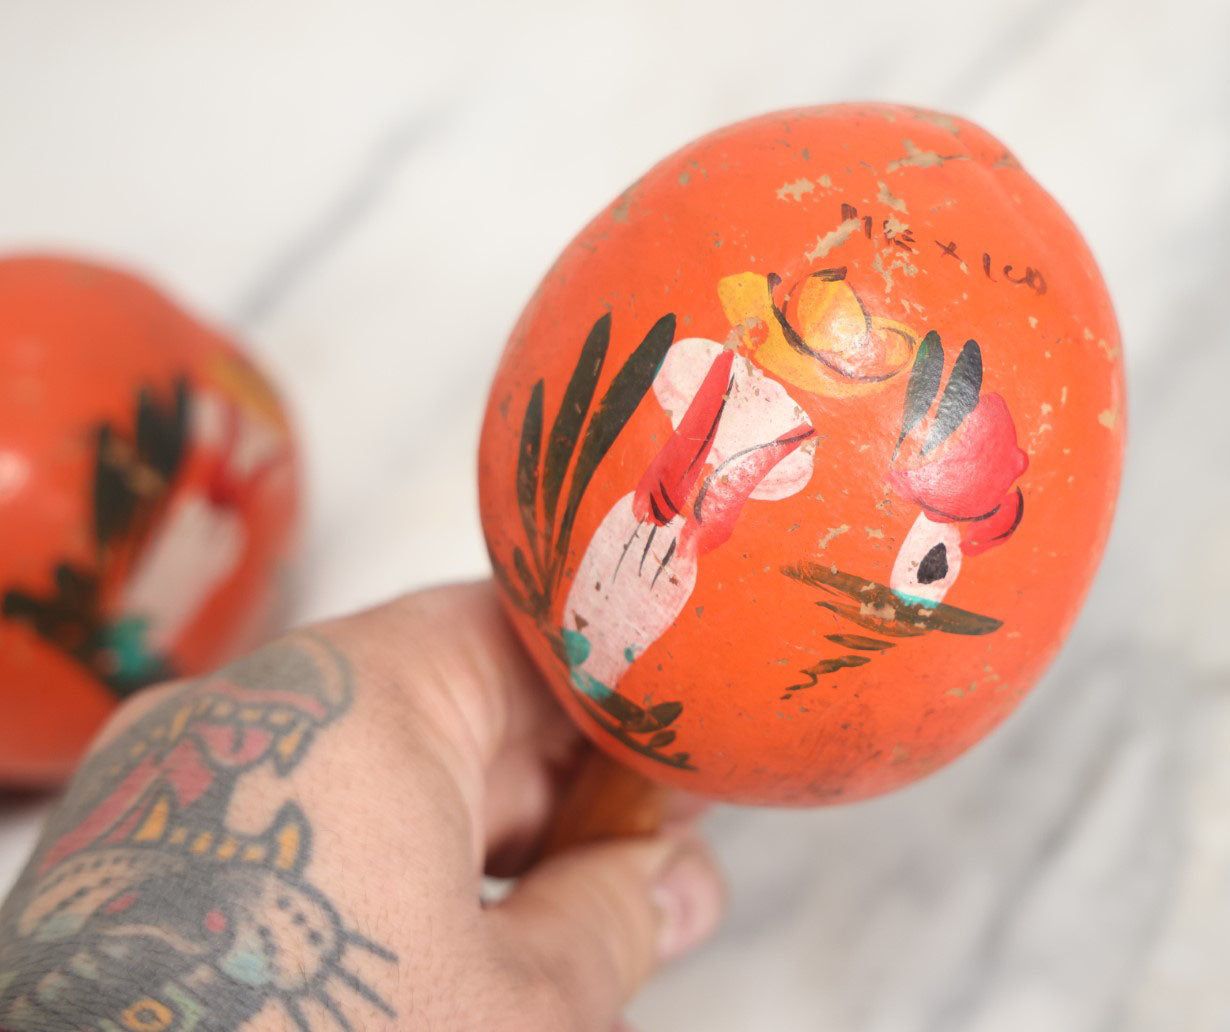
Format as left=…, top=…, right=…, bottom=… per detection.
left=2, top=1, right=1228, bottom=1028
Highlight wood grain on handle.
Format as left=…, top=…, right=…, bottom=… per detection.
left=543, top=748, right=671, bottom=854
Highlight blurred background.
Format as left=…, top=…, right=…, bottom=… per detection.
left=1, top=0, right=1227, bottom=1028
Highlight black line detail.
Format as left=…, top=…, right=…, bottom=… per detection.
left=651, top=537, right=677, bottom=589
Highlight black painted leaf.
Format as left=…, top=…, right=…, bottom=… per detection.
left=3, top=563, right=100, bottom=647
left=596, top=691, right=653, bottom=730
left=824, top=634, right=896, bottom=651
left=512, top=546, right=541, bottom=606
left=815, top=655, right=872, bottom=674
left=553, top=313, right=677, bottom=577
left=896, top=330, right=943, bottom=454
left=93, top=425, right=136, bottom=550
left=136, top=378, right=190, bottom=479
left=543, top=314, right=610, bottom=532
left=649, top=730, right=676, bottom=748
left=543, top=630, right=570, bottom=664
left=814, top=601, right=929, bottom=637
left=648, top=699, right=683, bottom=728
left=489, top=552, right=532, bottom=617
left=572, top=693, right=698, bottom=770
left=922, top=340, right=982, bottom=455
left=516, top=381, right=545, bottom=570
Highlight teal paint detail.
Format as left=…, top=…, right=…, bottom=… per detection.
left=891, top=589, right=940, bottom=610
left=562, top=627, right=615, bottom=700
left=573, top=669, right=615, bottom=703
left=100, top=614, right=166, bottom=681
left=570, top=667, right=613, bottom=703
left=622, top=644, right=640, bottom=664
left=560, top=627, right=591, bottom=667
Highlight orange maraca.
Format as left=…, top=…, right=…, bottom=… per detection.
left=0, top=256, right=300, bottom=785
left=480, top=103, right=1124, bottom=809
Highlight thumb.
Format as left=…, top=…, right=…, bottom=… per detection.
left=489, top=833, right=724, bottom=1029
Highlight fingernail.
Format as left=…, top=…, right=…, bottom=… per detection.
left=651, top=841, right=724, bottom=961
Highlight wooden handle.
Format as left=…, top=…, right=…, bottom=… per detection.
left=543, top=748, right=670, bottom=854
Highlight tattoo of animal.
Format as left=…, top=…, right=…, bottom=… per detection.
left=0, top=634, right=399, bottom=1031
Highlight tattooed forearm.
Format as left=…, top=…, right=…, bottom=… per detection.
left=0, top=634, right=398, bottom=1032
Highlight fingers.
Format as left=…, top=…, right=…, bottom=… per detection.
left=489, top=833, right=724, bottom=1030
left=482, top=737, right=588, bottom=877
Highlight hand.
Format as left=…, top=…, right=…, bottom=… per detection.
left=0, top=582, right=724, bottom=1032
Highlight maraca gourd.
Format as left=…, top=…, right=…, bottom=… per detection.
left=0, top=256, right=299, bottom=785
left=479, top=104, right=1124, bottom=806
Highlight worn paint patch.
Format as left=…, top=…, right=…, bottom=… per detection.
left=777, top=178, right=815, bottom=201
left=910, top=108, right=959, bottom=133
left=805, top=218, right=861, bottom=261
left=877, top=181, right=907, bottom=213
left=611, top=189, right=636, bottom=222
left=818, top=524, right=851, bottom=549
left=886, top=139, right=971, bottom=173
left=872, top=248, right=919, bottom=293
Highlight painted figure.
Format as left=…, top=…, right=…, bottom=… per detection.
left=562, top=338, right=815, bottom=711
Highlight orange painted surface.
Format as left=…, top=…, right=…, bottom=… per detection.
left=479, top=104, right=1125, bottom=806
left=0, top=256, right=300, bottom=785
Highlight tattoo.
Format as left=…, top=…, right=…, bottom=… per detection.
left=0, top=634, right=398, bottom=1031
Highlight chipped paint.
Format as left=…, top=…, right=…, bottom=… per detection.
left=886, top=139, right=972, bottom=173
left=860, top=600, right=896, bottom=621
left=805, top=217, right=861, bottom=261
left=909, top=108, right=959, bottom=133
left=817, top=524, right=851, bottom=549
left=871, top=247, right=918, bottom=293
left=777, top=178, right=815, bottom=201
left=876, top=181, right=907, bottom=213
left=1027, top=421, right=1053, bottom=454
left=883, top=215, right=910, bottom=238
left=611, top=185, right=638, bottom=222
